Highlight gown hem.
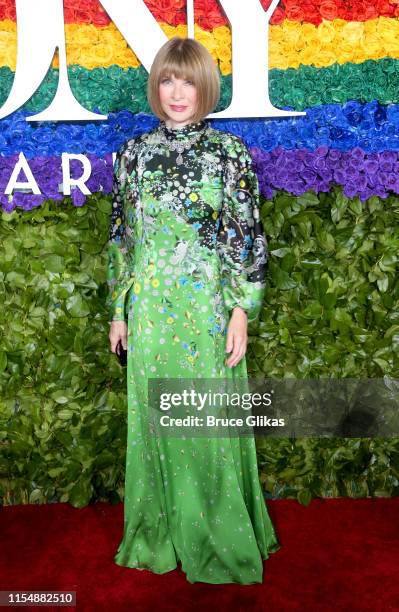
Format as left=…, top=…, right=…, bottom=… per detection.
left=114, top=540, right=282, bottom=584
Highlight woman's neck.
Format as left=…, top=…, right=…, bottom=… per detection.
left=165, top=119, right=192, bottom=130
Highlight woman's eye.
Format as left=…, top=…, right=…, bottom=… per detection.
left=185, top=80, right=194, bottom=85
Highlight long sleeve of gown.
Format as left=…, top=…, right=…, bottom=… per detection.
left=217, top=136, right=268, bottom=324
left=106, top=144, right=136, bottom=322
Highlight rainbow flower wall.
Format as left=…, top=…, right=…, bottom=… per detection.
left=3, top=0, right=399, bottom=208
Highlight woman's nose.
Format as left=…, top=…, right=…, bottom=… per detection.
left=172, top=84, right=183, bottom=99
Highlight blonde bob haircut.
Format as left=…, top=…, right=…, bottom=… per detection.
left=147, top=36, right=220, bottom=123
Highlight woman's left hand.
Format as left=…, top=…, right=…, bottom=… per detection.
left=225, top=307, right=248, bottom=368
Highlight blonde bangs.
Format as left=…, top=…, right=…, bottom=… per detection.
left=147, top=37, right=220, bottom=123
left=159, top=56, right=197, bottom=84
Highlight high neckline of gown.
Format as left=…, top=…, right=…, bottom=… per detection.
left=158, top=119, right=207, bottom=141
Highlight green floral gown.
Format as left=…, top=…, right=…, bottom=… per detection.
left=106, top=119, right=280, bottom=584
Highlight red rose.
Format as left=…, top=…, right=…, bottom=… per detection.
left=147, top=0, right=185, bottom=24
left=75, top=9, right=93, bottom=24
left=285, top=5, right=305, bottom=21
left=96, top=7, right=111, bottom=26
left=319, top=0, right=339, bottom=21
left=305, top=9, right=323, bottom=26
left=377, top=0, right=396, bottom=16
left=2, top=0, right=16, bottom=20
left=260, top=0, right=278, bottom=10
left=363, top=5, right=379, bottom=20
left=195, top=0, right=225, bottom=29
left=77, top=0, right=95, bottom=15
left=270, top=6, right=285, bottom=25
left=63, top=8, right=76, bottom=23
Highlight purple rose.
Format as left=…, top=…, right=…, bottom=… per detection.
left=364, top=160, right=379, bottom=174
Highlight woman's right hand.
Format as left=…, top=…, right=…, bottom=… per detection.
left=109, top=320, right=128, bottom=353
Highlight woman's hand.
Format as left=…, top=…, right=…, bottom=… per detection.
left=109, top=320, right=128, bottom=353
left=225, top=307, right=248, bottom=368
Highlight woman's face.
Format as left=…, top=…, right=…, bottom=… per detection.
left=159, top=73, right=198, bottom=128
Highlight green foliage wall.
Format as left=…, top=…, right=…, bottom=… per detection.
left=0, top=189, right=398, bottom=507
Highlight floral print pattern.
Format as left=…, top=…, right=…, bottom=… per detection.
left=107, top=119, right=267, bottom=327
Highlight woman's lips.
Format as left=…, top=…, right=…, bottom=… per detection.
left=170, top=105, right=187, bottom=112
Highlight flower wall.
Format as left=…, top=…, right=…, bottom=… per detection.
left=1, top=1, right=398, bottom=505
left=3, top=0, right=399, bottom=206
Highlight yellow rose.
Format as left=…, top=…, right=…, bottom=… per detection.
left=364, top=20, right=378, bottom=36
left=197, top=29, right=214, bottom=48
left=376, top=17, right=397, bottom=44
left=277, top=20, right=301, bottom=45
left=341, top=22, right=363, bottom=45
left=0, top=31, right=17, bottom=69
left=338, top=41, right=355, bottom=59
left=219, top=60, right=231, bottom=76
left=160, top=24, right=176, bottom=37
left=68, top=24, right=99, bottom=46
left=175, top=24, right=187, bottom=37
left=317, top=21, right=336, bottom=44
left=269, top=51, right=288, bottom=71
left=302, top=23, right=316, bottom=38
left=87, top=42, right=115, bottom=67
left=298, top=47, right=318, bottom=67
left=270, top=26, right=284, bottom=43
left=214, top=26, right=230, bottom=43
left=118, top=50, right=139, bottom=68
left=218, top=45, right=231, bottom=62
left=2, top=19, right=15, bottom=33
left=314, top=51, right=338, bottom=68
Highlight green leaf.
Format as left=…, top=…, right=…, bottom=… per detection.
left=377, top=277, right=389, bottom=292
left=297, top=488, right=312, bottom=506
left=271, top=266, right=297, bottom=290
left=51, top=390, right=71, bottom=404
left=66, top=294, right=90, bottom=317
left=43, top=255, right=65, bottom=273
left=69, top=477, right=93, bottom=508
left=270, top=247, right=291, bottom=258
left=302, top=257, right=322, bottom=268
left=57, top=409, right=73, bottom=420
left=349, top=198, right=363, bottom=216
left=0, top=351, right=7, bottom=372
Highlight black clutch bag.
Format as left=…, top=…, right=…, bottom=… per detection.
left=115, top=339, right=127, bottom=366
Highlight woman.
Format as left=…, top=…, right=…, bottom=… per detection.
left=107, top=36, right=280, bottom=584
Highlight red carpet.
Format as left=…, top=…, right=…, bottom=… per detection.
left=1, top=498, right=399, bottom=611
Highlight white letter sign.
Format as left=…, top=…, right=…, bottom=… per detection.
left=0, top=0, right=304, bottom=122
